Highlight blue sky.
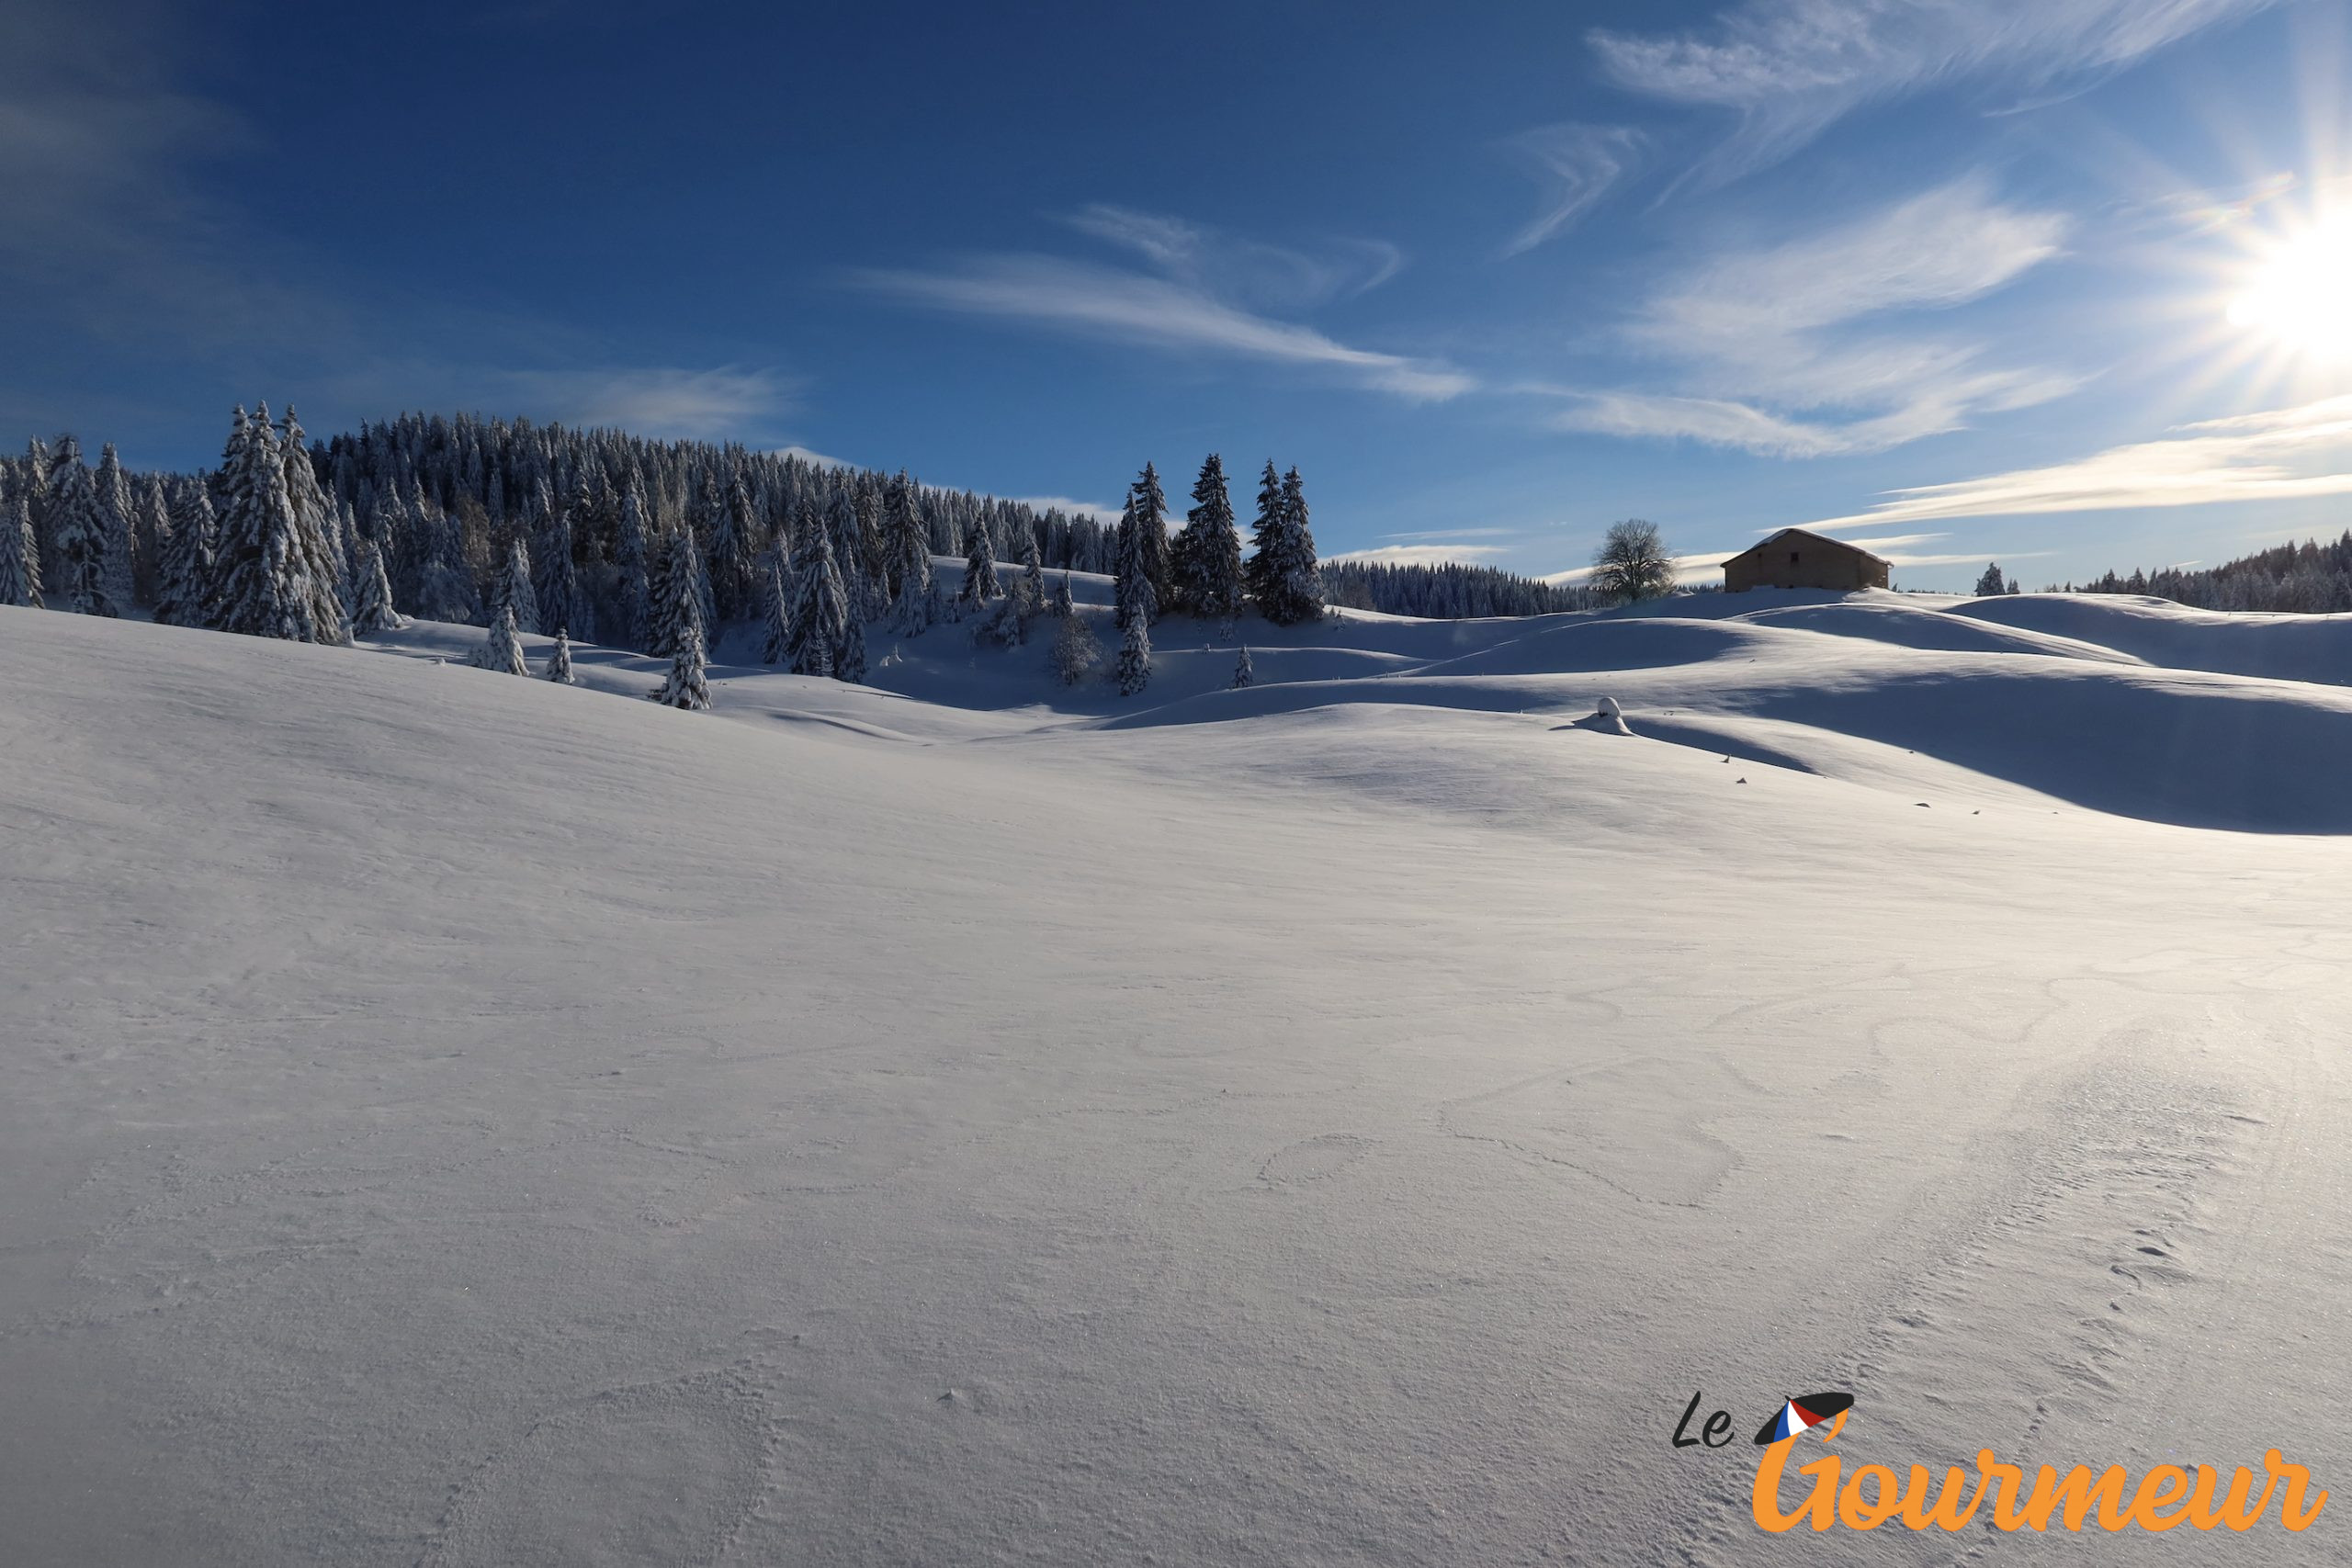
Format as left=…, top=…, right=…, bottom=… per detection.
left=5, top=0, right=2351, bottom=588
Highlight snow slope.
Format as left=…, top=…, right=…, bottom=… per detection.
left=6, top=593, right=2351, bottom=1565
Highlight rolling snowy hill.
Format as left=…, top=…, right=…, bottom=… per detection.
left=6, top=587, right=2350, bottom=1565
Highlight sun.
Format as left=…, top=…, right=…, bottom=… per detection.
left=2226, top=210, right=2352, bottom=361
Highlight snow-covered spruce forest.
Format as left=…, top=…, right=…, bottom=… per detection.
left=2063, top=530, right=2352, bottom=613
left=0, top=409, right=1601, bottom=698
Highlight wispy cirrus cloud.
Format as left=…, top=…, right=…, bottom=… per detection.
left=1592, top=0, right=2284, bottom=188
left=324, top=362, right=802, bottom=441
left=1498, top=124, right=1645, bottom=256
left=1546, top=173, right=2077, bottom=457
left=1326, top=543, right=1514, bottom=568
left=777, top=444, right=851, bottom=469
left=489, top=366, right=802, bottom=438
left=1836, top=531, right=1951, bottom=550
left=854, top=208, right=1470, bottom=401
left=1807, top=395, right=2352, bottom=528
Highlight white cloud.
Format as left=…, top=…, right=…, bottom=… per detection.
left=776, top=445, right=851, bottom=469
left=1543, top=550, right=1739, bottom=585
left=1632, top=174, right=2067, bottom=355
left=1499, top=124, right=1645, bottom=256
left=1326, top=544, right=1514, bottom=567
left=1592, top=0, right=2282, bottom=187
left=856, top=207, right=1465, bottom=402
left=1806, top=396, right=2352, bottom=527
left=1836, top=531, right=1951, bottom=550
left=856, top=254, right=1471, bottom=400
left=1551, top=174, right=2078, bottom=457
left=1006, top=493, right=1123, bottom=525
left=1877, top=548, right=2054, bottom=568
left=1060, top=204, right=1407, bottom=310
left=483, top=366, right=800, bottom=439
left=1380, top=526, right=1528, bottom=542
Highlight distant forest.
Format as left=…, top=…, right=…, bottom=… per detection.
left=2063, top=532, right=2352, bottom=613
left=0, top=409, right=1596, bottom=639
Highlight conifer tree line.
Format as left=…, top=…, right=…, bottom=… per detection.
left=0, top=408, right=1609, bottom=651
left=2061, top=530, right=2352, bottom=613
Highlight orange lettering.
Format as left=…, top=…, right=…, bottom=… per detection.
left=1838, top=1463, right=1901, bottom=1530
left=2189, top=1463, right=2277, bottom=1530
left=2131, top=1465, right=2190, bottom=1529
left=1980, top=1452, right=2031, bottom=1530
left=1898, top=1464, right=1982, bottom=1530
left=2020, top=1465, right=2132, bottom=1531
left=2266, top=1450, right=2328, bottom=1531
left=1751, top=1440, right=1839, bottom=1532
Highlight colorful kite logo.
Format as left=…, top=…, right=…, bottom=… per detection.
left=1753, top=1392, right=1854, bottom=1446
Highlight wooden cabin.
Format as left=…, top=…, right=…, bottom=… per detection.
left=1723, top=528, right=1891, bottom=592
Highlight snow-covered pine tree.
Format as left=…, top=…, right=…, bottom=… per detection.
left=153, top=483, right=213, bottom=626
left=760, top=558, right=791, bottom=665
left=707, top=468, right=757, bottom=623
left=1173, top=453, right=1243, bottom=623
left=494, top=536, right=537, bottom=633
left=1277, top=466, right=1323, bottom=621
left=695, top=519, right=718, bottom=636
left=44, top=436, right=118, bottom=616
left=960, top=506, right=1000, bottom=604
left=211, top=404, right=307, bottom=638
left=1973, top=562, right=2007, bottom=597
left=1115, top=603, right=1152, bottom=696
left=545, top=626, right=577, bottom=683
left=532, top=491, right=577, bottom=638
left=650, top=617, right=712, bottom=710
left=94, top=442, right=139, bottom=613
left=1114, top=486, right=1161, bottom=639
left=350, top=539, right=406, bottom=632
left=275, top=407, right=351, bottom=644
left=834, top=595, right=867, bottom=682
left=854, top=473, right=890, bottom=618
left=408, top=485, right=478, bottom=624
left=133, top=477, right=170, bottom=608
left=1232, top=645, right=1253, bottom=688
left=1051, top=570, right=1075, bottom=617
left=826, top=491, right=870, bottom=681
left=471, top=604, right=530, bottom=674
left=333, top=500, right=363, bottom=613
left=612, top=478, right=651, bottom=650
left=1017, top=519, right=1046, bottom=610
left=19, top=440, right=51, bottom=589
left=785, top=500, right=848, bottom=677
left=819, top=484, right=863, bottom=621
left=1050, top=604, right=1101, bottom=685
left=1244, top=459, right=1283, bottom=615
left=1248, top=463, right=1324, bottom=625
left=647, top=527, right=707, bottom=660
left=1131, top=461, right=1171, bottom=611
left=0, top=489, right=39, bottom=608
left=888, top=471, right=933, bottom=635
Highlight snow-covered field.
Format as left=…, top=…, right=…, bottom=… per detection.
left=6, top=583, right=2349, bottom=1564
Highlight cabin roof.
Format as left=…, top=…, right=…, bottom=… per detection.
left=1721, top=526, right=1891, bottom=568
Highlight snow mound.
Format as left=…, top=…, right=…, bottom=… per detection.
left=1951, top=592, right=2352, bottom=684
left=1732, top=598, right=2143, bottom=664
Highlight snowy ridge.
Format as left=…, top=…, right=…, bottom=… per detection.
left=343, top=576, right=2352, bottom=831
